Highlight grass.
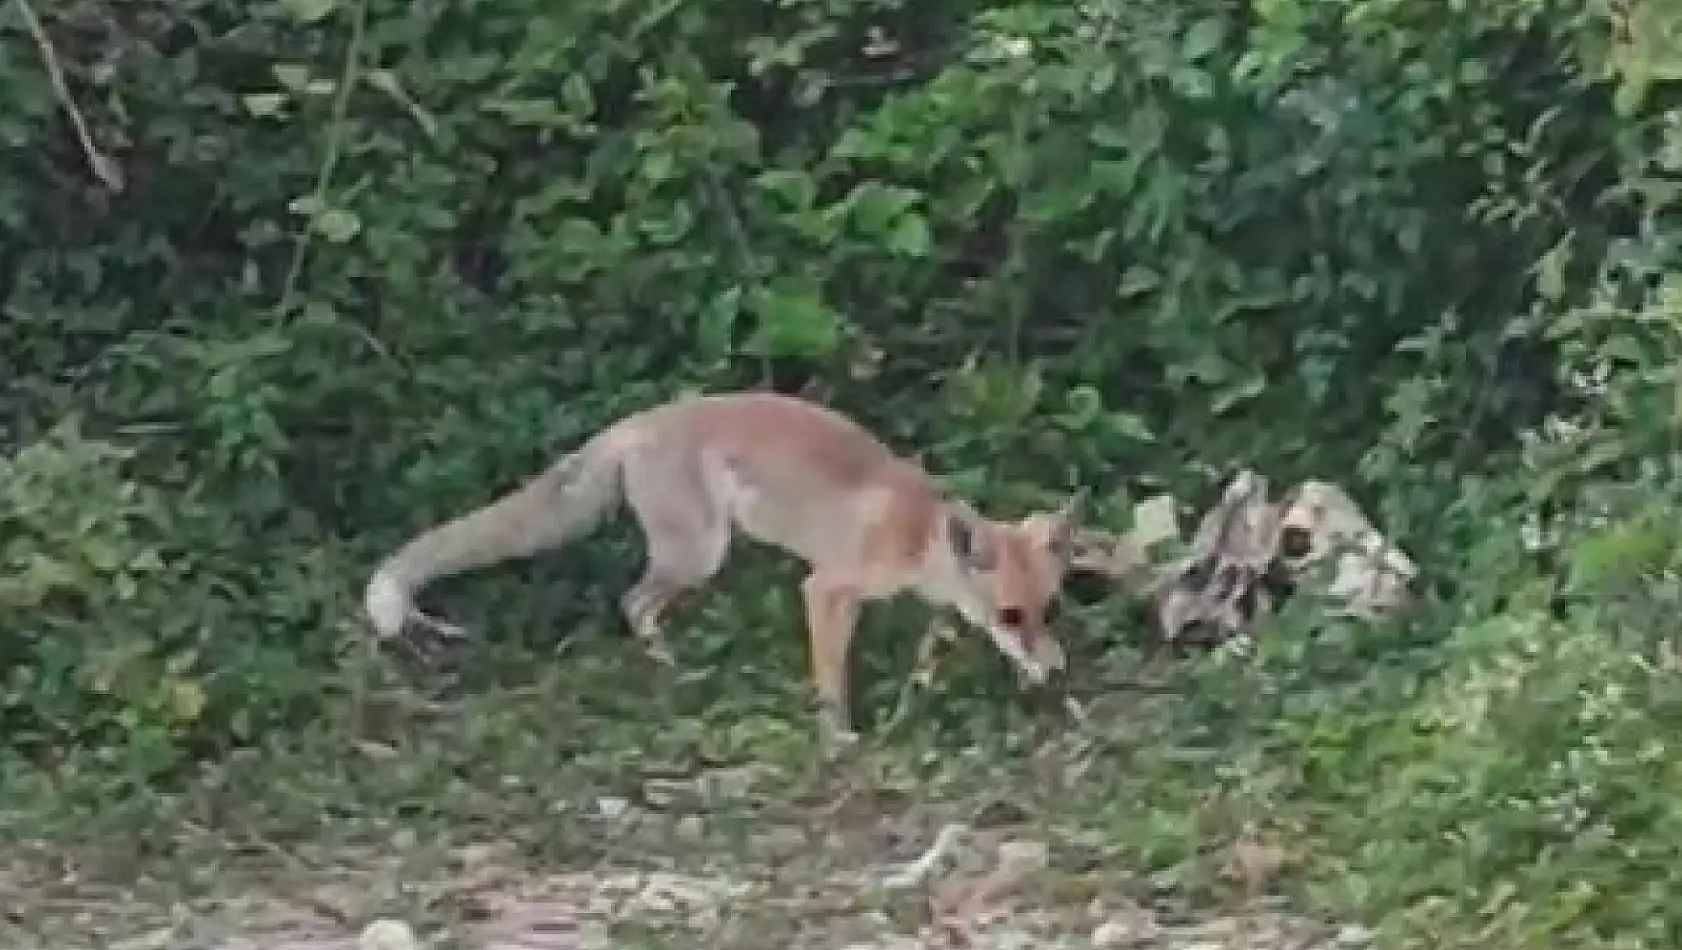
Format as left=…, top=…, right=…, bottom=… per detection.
left=0, top=629, right=1370, bottom=950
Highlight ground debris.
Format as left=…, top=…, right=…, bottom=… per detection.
left=12, top=848, right=1365, bottom=950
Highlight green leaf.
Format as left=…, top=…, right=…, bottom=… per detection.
left=886, top=214, right=933, bottom=258
left=167, top=680, right=207, bottom=723
left=745, top=284, right=841, bottom=358
left=831, top=127, right=882, bottom=160
left=755, top=169, right=816, bottom=209
left=555, top=218, right=607, bottom=255
left=1117, top=266, right=1161, bottom=298
left=1613, top=73, right=1649, bottom=117
left=242, top=93, right=287, bottom=118
left=279, top=0, right=337, bottom=24
left=1171, top=68, right=1216, bottom=100
left=483, top=99, right=569, bottom=127
left=1089, top=125, right=1131, bottom=149
left=562, top=73, right=596, bottom=117
left=1182, top=17, right=1226, bottom=62
left=1598, top=334, right=1647, bottom=364
left=1210, top=374, right=1266, bottom=415
left=1108, top=411, right=1156, bottom=443
left=846, top=182, right=923, bottom=237
left=272, top=64, right=311, bottom=92
left=1062, top=385, right=1104, bottom=429
left=313, top=208, right=362, bottom=243
left=1534, top=239, right=1571, bottom=303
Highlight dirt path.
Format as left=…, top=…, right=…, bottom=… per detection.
left=10, top=821, right=1374, bottom=950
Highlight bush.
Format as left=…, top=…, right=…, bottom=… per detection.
left=0, top=421, right=334, bottom=794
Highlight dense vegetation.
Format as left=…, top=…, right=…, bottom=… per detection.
left=7, top=0, right=1682, bottom=943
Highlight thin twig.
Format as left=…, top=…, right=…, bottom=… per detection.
left=879, top=621, right=956, bottom=736
left=11, top=0, right=123, bottom=191
left=276, top=0, right=371, bottom=319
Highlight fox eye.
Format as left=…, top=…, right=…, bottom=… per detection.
left=997, top=606, right=1025, bottom=627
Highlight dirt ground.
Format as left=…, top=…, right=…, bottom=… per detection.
left=4, top=761, right=1372, bottom=950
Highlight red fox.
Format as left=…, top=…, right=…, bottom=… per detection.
left=363, top=391, right=1084, bottom=734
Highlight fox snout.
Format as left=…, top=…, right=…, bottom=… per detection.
left=1027, top=630, right=1067, bottom=680
left=982, top=623, right=1067, bottom=687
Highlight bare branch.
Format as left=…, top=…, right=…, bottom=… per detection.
left=12, top=0, right=123, bottom=192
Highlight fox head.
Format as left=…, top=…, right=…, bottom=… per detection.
left=941, top=490, right=1086, bottom=685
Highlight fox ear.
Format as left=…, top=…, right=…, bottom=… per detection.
left=948, top=511, right=996, bottom=571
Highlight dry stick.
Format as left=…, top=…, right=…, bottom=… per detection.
left=12, top=0, right=122, bottom=191
left=878, top=622, right=956, bottom=737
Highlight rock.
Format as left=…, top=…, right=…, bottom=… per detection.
left=641, top=778, right=696, bottom=810
left=698, top=764, right=770, bottom=803
left=749, top=824, right=809, bottom=859
left=995, top=839, right=1050, bottom=874
left=1335, top=923, right=1377, bottom=947
left=1090, top=906, right=1158, bottom=948
left=674, top=813, right=706, bottom=843
left=358, top=919, right=418, bottom=950
left=1091, top=918, right=1132, bottom=947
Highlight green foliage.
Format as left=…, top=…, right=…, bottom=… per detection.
left=9, top=0, right=1682, bottom=942
left=0, top=420, right=330, bottom=796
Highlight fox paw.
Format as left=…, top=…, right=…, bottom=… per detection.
left=407, top=608, right=467, bottom=640
left=395, top=608, right=471, bottom=668
left=815, top=705, right=860, bottom=758
left=636, top=635, right=677, bottom=668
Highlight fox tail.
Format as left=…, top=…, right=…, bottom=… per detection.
left=363, top=428, right=629, bottom=640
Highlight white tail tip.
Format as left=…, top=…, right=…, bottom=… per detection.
left=364, top=568, right=411, bottom=639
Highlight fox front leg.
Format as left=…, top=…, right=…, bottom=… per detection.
left=801, top=571, right=864, bottom=749
left=619, top=579, right=681, bottom=668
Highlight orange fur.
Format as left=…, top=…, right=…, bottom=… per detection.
left=363, top=391, right=1083, bottom=733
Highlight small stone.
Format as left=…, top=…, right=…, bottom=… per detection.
left=1092, top=915, right=1159, bottom=948
left=749, top=824, right=808, bottom=858
left=1091, top=919, right=1128, bottom=947
left=995, top=839, right=1050, bottom=874
left=699, top=764, right=766, bottom=802
left=456, top=842, right=504, bottom=867
left=1336, top=923, right=1377, bottom=946
left=358, top=918, right=418, bottom=950
left=641, top=777, right=695, bottom=810
left=675, top=813, right=705, bottom=842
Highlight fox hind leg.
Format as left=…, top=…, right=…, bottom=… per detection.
left=620, top=458, right=730, bottom=666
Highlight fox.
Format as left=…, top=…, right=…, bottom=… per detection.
left=363, top=390, right=1085, bottom=735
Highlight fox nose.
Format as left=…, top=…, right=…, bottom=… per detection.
left=1019, top=660, right=1051, bottom=686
